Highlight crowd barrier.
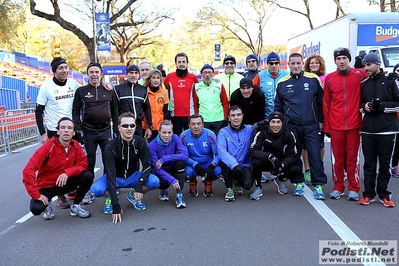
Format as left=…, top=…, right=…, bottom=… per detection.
left=0, top=108, right=39, bottom=154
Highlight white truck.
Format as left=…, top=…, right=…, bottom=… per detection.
left=288, top=12, right=399, bottom=73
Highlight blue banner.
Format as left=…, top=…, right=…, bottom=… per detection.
left=357, top=24, right=399, bottom=46
left=215, top=44, right=221, bottom=61
left=96, top=13, right=111, bottom=51
left=102, top=64, right=126, bottom=75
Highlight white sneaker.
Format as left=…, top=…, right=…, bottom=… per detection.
left=42, top=202, right=55, bottom=220
left=70, top=204, right=90, bottom=218
left=82, top=190, right=95, bottom=205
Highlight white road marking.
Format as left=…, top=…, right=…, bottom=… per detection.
left=303, top=185, right=386, bottom=266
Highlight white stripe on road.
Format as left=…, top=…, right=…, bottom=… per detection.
left=303, top=185, right=386, bottom=266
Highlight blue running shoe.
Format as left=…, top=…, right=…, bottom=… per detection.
left=127, top=190, right=146, bottom=211
left=159, top=190, right=169, bottom=201
left=293, top=182, right=305, bottom=196
left=304, top=171, right=312, bottom=185
left=314, top=185, right=325, bottom=200
left=103, top=197, right=113, bottom=214
left=175, top=193, right=187, bottom=208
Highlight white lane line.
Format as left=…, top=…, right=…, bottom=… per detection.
left=15, top=213, right=33, bottom=224
left=303, top=185, right=386, bottom=266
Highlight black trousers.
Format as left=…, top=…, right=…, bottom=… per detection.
left=30, top=170, right=93, bottom=215
left=220, top=162, right=254, bottom=190
left=204, top=120, right=226, bottom=136
left=171, top=116, right=188, bottom=136
left=361, top=133, right=395, bottom=199
left=252, top=158, right=304, bottom=188
left=84, top=128, right=111, bottom=176
left=158, top=160, right=186, bottom=190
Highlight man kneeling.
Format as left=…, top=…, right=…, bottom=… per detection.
left=90, top=112, right=159, bottom=223
left=249, top=111, right=304, bottom=198
left=22, top=117, right=93, bottom=220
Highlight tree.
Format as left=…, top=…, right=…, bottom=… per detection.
left=0, top=0, right=26, bottom=50
left=367, top=0, right=398, bottom=11
left=29, top=0, right=176, bottom=63
left=196, top=0, right=276, bottom=60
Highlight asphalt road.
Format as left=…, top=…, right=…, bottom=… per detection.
left=0, top=142, right=398, bottom=266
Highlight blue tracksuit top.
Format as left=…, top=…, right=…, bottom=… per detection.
left=217, top=123, right=255, bottom=169
left=274, top=71, right=324, bottom=126
left=180, top=128, right=219, bottom=167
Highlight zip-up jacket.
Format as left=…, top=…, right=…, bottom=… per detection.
left=230, top=88, right=265, bottom=125
left=148, top=134, right=189, bottom=185
left=22, top=137, right=88, bottom=200
left=360, top=70, right=399, bottom=134
left=164, top=72, right=198, bottom=117
left=249, top=124, right=299, bottom=167
left=253, top=68, right=289, bottom=117
left=104, top=134, right=151, bottom=212
left=193, top=79, right=229, bottom=122
left=114, top=82, right=153, bottom=127
left=274, top=71, right=323, bottom=126
left=72, top=83, right=119, bottom=133
left=180, top=128, right=219, bottom=167
left=217, top=123, right=255, bottom=169
left=323, top=68, right=367, bottom=132
left=214, top=72, right=243, bottom=100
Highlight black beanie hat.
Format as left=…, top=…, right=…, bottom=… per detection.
left=223, top=55, right=236, bottom=65
left=394, top=63, right=399, bottom=73
left=87, top=62, right=102, bottom=73
left=268, top=111, right=284, bottom=122
left=126, top=64, right=140, bottom=73
left=51, top=57, right=67, bottom=73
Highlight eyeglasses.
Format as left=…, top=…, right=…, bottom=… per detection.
left=224, top=62, right=235, bottom=65
left=120, top=124, right=136, bottom=129
left=268, top=62, right=279, bottom=65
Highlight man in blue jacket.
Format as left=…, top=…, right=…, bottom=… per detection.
left=217, top=105, right=255, bottom=202
left=181, top=114, right=222, bottom=197
left=274, top=53, right=327, bottom=200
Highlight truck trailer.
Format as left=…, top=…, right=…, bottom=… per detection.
left=288, top=12, right=399, bottom=73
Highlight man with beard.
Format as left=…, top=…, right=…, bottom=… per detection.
left=164, top=52, right=199, bottom=135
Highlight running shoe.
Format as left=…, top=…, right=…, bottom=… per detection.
left=379, top=198, right=395, bottom=208
left=293, top=182, right=305, bottom=196
left=159, top=190, right=169, bottom=201
left=225, top=188, right=235, bottom=202
left=103, top=197, right=113, bottom=214
left=82, top=190, right=95, bottom=205
left=249, top=187, right=263, bottom=200
left=304, top=171, right=312, bottom=185
left=359, top=197, right=375, bottom=205
left=234, top=185, right=244, bottom=195
left=66, top=190, right=77, bottom=200
left=70, top=204, right=90, bottom=218
left=57, top=195, right=70, bottom=209
left=314, top=185, right=325, bottom=200
left=273, top=179, right=288, bottom=194
left=43, top=202, right=55, bottom=220
left=347, top=191, right=359, bottom=201
left=175, top=193, right=187, bottom=208
left=391, top=166, right=399, bottom=178
left=127, top=190, right=146, bottom=211
left=329, top=190, right=344, bottom=200
left=261, top=172, right=269, bottom=183
left=188, top=179, right=198, bottom=197
left=203, top=179, right=213, bottom=197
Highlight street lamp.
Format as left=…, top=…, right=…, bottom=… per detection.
left=92, top=0, right=103, bottom=63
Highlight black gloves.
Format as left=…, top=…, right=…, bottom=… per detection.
left=369, top=98, right=381, bottom=113
left=252, top=119, right=268, bottom=132
left=232, top=165, right=242, bottom=176
left=206, top=163, right=216, bottom=178
left=75, top=131, right=85, bottom=144
left=388, top=72, right=399, bottom=80
left=194, top=163, right=205, bottom=177
left=268, top=153, right=282, bottom=170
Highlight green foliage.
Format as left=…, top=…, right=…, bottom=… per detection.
left=0, top=0, right=26, bottom=49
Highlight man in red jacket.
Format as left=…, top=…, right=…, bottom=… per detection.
left=323, top=47, right=367, bottom=201
left=22, top=117, right=93, bottom=220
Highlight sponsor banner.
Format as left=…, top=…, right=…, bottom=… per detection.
left=102, top=63, right=126, bottom=75
left=319, top=240, right=397, bottom=264
left=358, top=24, right=399, bottom=46
left=215, top=44, right=221, bottom=61
left=96, top=12, right=111, bottom=51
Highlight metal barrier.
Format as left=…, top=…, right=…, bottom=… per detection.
left=0, top=108, right=40, bottom=154
left=0, top=111, right=5, bottom=153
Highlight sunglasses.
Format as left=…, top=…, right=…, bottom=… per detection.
left=268, top=62, right=279, bottom=65
left=120, top=124, right=136, bottom=129
left=224, top=62, right=235, bottom=65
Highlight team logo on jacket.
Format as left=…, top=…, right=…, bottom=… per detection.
left=286, top=84, right=294, bottom=93
left=304, top=83, right=309, bottom=90
left=85, top=92, right=94, bottom=98
left=202, top=142, right=208, bottom=147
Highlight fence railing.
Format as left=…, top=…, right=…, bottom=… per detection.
left=0, top=108, right=40, bottom=154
